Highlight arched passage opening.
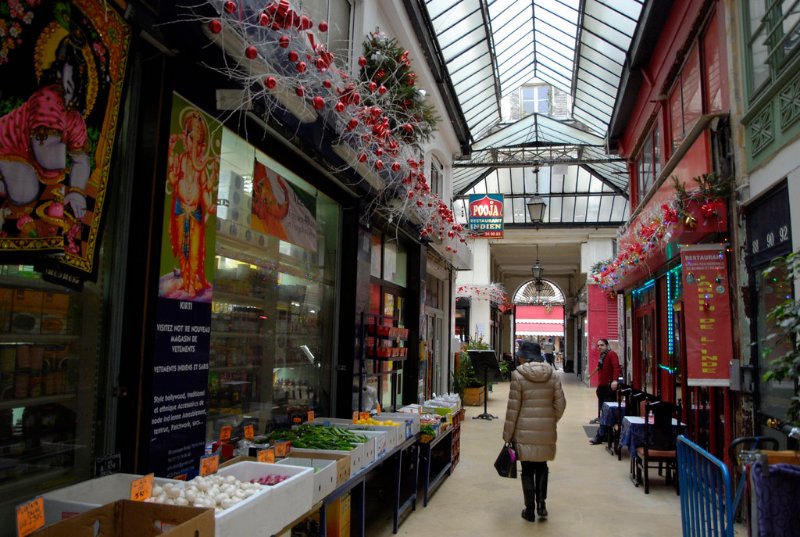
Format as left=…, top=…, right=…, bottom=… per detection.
left=512, top=279, right=566, bottom=368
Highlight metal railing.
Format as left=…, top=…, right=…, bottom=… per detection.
left=677, top=435, right=734, bottom=537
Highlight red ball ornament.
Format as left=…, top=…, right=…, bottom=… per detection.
left=259, top=13, right=269, bottom=26
left=316, top=58, right=327, bottom=70
left=371, top=106, right=382, bottom=117
left=347, top=119, right=359, bottom=131
left=279, top=36, right=290, bottom=48
left=300, top=15, right=313, bottom=30
left=407, top=191, right=414, bottom=199
left=319, top=21, right=328, bottom=32
left=368, top=81, right=377, bottom=92
left=224, top=1, right=237, bottom=14
left=209, top=20, right=223, bottom=34
left=374, top=160, right=384, bottom=170
left=312, top=96, right=325, bottom=110
left=288, top=50, right=299, bottom=62
left=265, top=76, right=277, bottom=89
left=358, top=56, right=367, bottom=67
left=323, top=79, right=332, bottom=88
left=335, top=102, right=345, bottom=112
left=245, top=46, right=258, bottom=59
left=378, top=85, right=387, bottom=95
left=391, top=162, right=401, bottom=172
left=358, top=153, right=368, bottom=162
left=296, top=85, right=305, bottom=97
left=296, top=61, right=307, bottom=73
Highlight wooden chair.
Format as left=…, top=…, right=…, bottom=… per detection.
left=634, top=400, right=681, bottom=494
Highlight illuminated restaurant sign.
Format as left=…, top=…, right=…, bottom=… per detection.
left=469, top=194, right=504, bottom=238
left=680, top=244, right=733, bottom=386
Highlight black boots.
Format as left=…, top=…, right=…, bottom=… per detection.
left=535, top=467, right=549, bottom=518
left=521, top=474, right=536, bottom=521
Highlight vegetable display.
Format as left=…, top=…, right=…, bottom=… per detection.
left=268, top=424, right=369, bottom=450
left=148, top=475, right=261, bottom=512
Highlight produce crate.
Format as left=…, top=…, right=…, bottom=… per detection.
left=291, top=441, right=365, bottom=475
left=32, top=500, right=214, bottom=537
left=379, top=412, right=421, bottom=439
left=216, top=461, right=313, bottom=536
left=277, top=457, right=337, bottom=503
left=41, top=473, right=172, bottom=524
left=286, top=450, right=351, bottom=486
left=357, top=430, right=388, bottom=459
left=312, top=418, right=405, bottom=449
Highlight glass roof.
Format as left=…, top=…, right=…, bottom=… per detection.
left=421, top=0, right=646, bottom=214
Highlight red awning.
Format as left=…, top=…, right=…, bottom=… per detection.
left=515, top=322, right=564, bottom=336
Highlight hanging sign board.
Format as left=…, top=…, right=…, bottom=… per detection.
left=680, top=244, right=733, bottom=386
left=469, top=194, right=504, bottom=238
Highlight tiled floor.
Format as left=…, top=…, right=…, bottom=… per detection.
left=371, top=371, right=745, bottom=536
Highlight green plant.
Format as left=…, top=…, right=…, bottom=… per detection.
left=761, top=250, right=800, bottom=424
left=452, top=351, right=483, bottom=399
left=467, top=335, right=490, bottom=350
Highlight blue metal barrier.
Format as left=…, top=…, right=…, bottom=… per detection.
left=677, top=435, right=734, bottom=537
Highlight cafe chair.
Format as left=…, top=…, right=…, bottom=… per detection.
left=629, top=391, right=648, bottom=417
left=634, top=400, right=681, bottom=494
left=613, top=386, right=633, bottom=459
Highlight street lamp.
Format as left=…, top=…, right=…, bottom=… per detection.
left=531, top=244, right=543, bottom=280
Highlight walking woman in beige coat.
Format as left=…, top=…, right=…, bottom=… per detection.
left=503, top=340, right=566, bottom=522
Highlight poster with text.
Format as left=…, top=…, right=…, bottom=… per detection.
left=469, top=194, right=504, bottom=238
left=680, top=244, right=733, bottom=386
left=0, top=0, right=130, bottom=284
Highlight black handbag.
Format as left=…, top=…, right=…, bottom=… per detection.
left=494, top=442, right=517, bottom=478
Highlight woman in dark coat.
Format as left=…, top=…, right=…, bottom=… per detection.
left=503, top=340, right=566, bottom=522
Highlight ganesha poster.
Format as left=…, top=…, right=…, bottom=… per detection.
left=0, top=0, right=130, bottom=282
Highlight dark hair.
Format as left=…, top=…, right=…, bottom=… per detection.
left=597, top=338, right=609, bottom=346
left=41, top=31, right=89, bottom=113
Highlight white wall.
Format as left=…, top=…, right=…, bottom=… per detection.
left=580, top=239, right=615, bottom=274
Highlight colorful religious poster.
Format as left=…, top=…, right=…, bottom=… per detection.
left=469, top=194, right=504, bottom=238
left=158, top=94, right=221, bottom=303
left=251, top=159, right=317, bottom=252
left=0, top=0, right=130, bottom=284
left=680, top=244, right=733, bottom=386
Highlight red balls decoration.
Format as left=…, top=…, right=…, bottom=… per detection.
left=224, top=1, right=236, bottom=14
left=368, top=81, right=377, bottom=92
left=358, top=56, right=367, bottom=67
left=279, top=36, right=290, bottom=48
left=296, top=85, right=305, bottom=97
left=265, top=76, right=277, bottom=89
left=288, top=50, right=299, bottom=62
left=312, top=96, right=325, bottom=110
left=316, top=58, right=327, bottom=70
left=391, top=162, right=401, bottom=172
left=300, top=15, right=313, bottom=30
left=322, top=80, right=332, bottom=88
left=259, top=13, right=269, bottom=26
left=335, top=102, right=345, bottom=112
left=358, top=153, right=368, bottom=162
left=374, top=160, right=384, bottom=170
left=346, top=119, right=358, bottom=131
left=319, top=21, right=328, bottom=32
left=296, top=61, right=307, bottom=73
left=245, top=46, right=258, bottom=59
left=209, top=20, right=223, bottom=34
left=378, top=85, right=387, bottom=95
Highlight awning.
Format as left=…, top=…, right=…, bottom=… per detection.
left=515, top=322, right=564, bottom=336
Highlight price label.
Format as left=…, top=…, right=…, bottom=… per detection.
left=130, top=473, right=154, bottom=501
left=257, top=448, right=275, bottom=463
left=219, top=425, right=232, bottom=442
left=352, top=411, right=359, bottom=423
left=275, top=441, right=291, bottom=457
left=244, top=425, right=254, bottom=441
left=200, top=454, right=219, bottom=476
left=16, top=497, right=45, bottom=537
left=307, top=410, right=315, bottom=422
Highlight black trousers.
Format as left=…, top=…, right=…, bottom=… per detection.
left=520, top=460, right=548, bottom=476
left=596, top=384, right=614, bottom=416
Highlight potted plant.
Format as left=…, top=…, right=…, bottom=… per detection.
left=452, top=336, right=492, bottom=405
left=761, top=250, right=800, bottom=425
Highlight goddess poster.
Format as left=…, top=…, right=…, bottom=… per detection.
left=0, top=0, right=130, bottom=283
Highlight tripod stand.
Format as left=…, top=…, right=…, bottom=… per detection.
left=469, top=350, right=500, bottom=420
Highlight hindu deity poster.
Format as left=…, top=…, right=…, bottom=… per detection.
left=0, top=0, right=130, bottom=282
left=158, top=93, right=221, bottom=303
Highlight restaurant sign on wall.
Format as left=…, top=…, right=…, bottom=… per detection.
left=680, top=243, right=733, bottom=386
left=469, top=194, right=504, bottom=238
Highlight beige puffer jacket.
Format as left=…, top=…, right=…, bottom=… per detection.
left=502, top=361, right=566, bottom=461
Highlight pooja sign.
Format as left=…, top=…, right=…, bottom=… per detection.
left=680, top=244, right=733, bottom=386
left=469, top=194, right=504, bottom=238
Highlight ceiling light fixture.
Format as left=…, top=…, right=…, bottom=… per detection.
left=526, top=167, right=547, bottom=224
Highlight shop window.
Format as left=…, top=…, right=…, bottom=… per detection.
left=668, top=45, right=702, bottom=151
left=430, top=157, right=443, bottom=199
left=635, top=124, right=660, bottom=203
left=521, top=85, right=550, bottom=116
left=208, top=128, right=340, bottom=437
left=703, top=11, right=724, bottom=112
left=744, top=0, right=800, bottom=97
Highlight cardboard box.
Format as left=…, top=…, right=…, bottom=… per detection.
left=356, top=430, right=388, bottom=459
left=11, top=289, right=43, bottom=334
left=325, top=492, right=350, bottom=537
left=286, top=451, right=351, bottom=486
left=32, top=500, right=214, bottom=537
left=216, top=461, right=313, bottom=536
left=277, top=457, right=337, bottom=503
left=41, top=474, right=172, bottom=524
